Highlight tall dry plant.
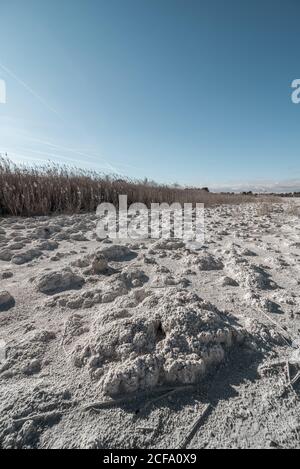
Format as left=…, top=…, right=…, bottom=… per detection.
left=0, top=156, right=261, bottom=217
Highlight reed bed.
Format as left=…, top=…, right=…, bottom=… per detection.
left=0, top=156, right=260, bottom=217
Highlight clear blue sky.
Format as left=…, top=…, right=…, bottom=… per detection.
left=0, top=0, right=300, bottom=190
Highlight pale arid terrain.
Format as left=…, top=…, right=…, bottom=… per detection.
left=0, top=199, right=299, bottom=449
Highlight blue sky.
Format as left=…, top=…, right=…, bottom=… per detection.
left=0, top=0, right=300, bottom=190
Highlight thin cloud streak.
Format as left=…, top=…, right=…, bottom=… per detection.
left=25, top=137, right=117, bottom=172
left=0, top=61, right=62, bottom=119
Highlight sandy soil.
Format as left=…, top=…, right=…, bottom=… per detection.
left=0, top=200, right=299, bottom=449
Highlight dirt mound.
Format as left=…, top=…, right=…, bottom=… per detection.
left=195, top=253, right=224, bottom=271
left=11, top=249, right=43, bottom=265
left=244, top=318, right=284, bottom=347
left=98, top=245, right=136, bottom=262
left=45, top=268, right=149, bottom=309
left=36, top=269, right=85, bottom=295
left=73, top=289, right=244, bottom=396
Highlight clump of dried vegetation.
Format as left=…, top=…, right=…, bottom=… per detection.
left=0, top=156, right=270, bottom=217
left=286, top=201, right=300, bottom=217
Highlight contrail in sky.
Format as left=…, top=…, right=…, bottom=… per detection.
left=26, top=137, right=118, bottom=172
left=0, top=62, right=126, bottom=175
left=0, top=61, right=62, bottom=118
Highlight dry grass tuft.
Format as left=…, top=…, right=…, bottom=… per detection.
left=0, top=156, right=269, bottom=217
left=286, top=201, right=300, bottom=217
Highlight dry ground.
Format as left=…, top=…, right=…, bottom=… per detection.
left=0, top=199, right=299, bottom=449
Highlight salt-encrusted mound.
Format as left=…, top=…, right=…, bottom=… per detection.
left=73, top=289, right=244, bottom=396
left=98, top=245, right=136, bottom=262
left=238, top=264, right=275, bottom=290
left=151, top=240, right=185, bottom=251
left=46, top=267, right=149, bottom=309
left=195, top=253, right=224, bottom=271
left=71, top=251, right=108, bottom=274
left=11, top=248, right=42, bottom=265
left=36, top=269, right=84, bottom=294
left=226, top=252, right=276, bottom=291
left=244, top=318, right=284, bottom=346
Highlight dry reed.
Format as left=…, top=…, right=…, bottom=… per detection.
left=0, top=156, right=263, bottom=217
